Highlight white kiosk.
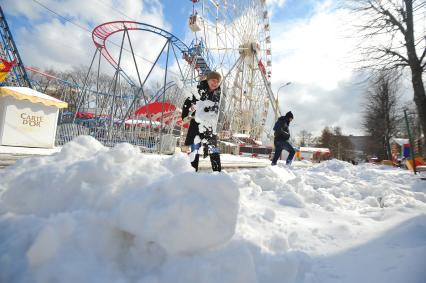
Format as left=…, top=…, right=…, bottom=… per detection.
left=0, top=87, right=67, bottom=148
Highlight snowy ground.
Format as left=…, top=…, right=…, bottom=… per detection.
left=0, top=136, right=425, bottom=283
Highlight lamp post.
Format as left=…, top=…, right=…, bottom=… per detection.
left=275, top=82, right=291, bottom=120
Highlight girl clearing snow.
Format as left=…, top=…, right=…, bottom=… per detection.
left=181, top=71, right=222, bottom=172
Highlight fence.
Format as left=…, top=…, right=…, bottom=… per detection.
left=55, top=123, right=178, bottom=154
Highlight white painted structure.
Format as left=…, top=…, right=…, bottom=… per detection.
left=0, top=87, right=67, bottom=148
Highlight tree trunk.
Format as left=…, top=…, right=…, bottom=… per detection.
left=385, top=135, right=392, bottom=160
left=404, top=0, right=426, bottom=157
left=411, top=69, right=426, bottom=157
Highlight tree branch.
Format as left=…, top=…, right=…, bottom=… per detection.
left=382, top=8, right=406, bottom=35
left=367, top=0, right=407, bottom=35
left=419, top=45, right=426, bottom=65
left=381, top=48, right=410, bottom=64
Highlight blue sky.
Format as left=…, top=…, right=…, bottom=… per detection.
left=2, top=0, right=418, bottom=137
left=0, top=0, right=365, bottom=136
left=2, top=0, right=320, bottom=57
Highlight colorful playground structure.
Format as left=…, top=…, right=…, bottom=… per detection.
left=391, top=138, right=426, bottom=174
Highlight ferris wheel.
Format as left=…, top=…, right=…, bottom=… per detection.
left=188, top=0, right=277, bottom=141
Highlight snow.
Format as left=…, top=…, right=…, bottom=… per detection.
left=390, top=138, right=409, bottom=146
left=124, top=119, right=160, bottom=126
left=1, top=136, right=425, bottom=283
left=0, top=145, right=61, bottom=155
left=233, top=133, right=251, bottom=138
left=220, top=141, right=237, bottom=146
left=195, top=99, right=219, bottom=135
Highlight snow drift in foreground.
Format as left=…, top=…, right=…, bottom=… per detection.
left=0, top=136, right=425, bottom=283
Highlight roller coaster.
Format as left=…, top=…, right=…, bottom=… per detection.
left=0, top=1, right=279, bottom=154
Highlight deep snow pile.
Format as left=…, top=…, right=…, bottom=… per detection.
left=0, top=136, right=425, bottom=283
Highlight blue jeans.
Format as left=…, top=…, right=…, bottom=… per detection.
left=190, top=143, right=221, bottom=172
left=271, top=140, right=295, bottom=165
left=191, top=143, right=220, bottom=154
left=191, top=143, right=200, bottom=152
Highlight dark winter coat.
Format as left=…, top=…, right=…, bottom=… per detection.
left=181, top=80, right=221, bottom=146
left=273, top=116, right=291, bottom=142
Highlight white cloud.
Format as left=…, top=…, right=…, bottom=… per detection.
left=2, top=0, right=46, bottom=20
left=2, top=0, right=171, bottom=79
left=268, top=0, right=424, bottom=138
left=16, top=19, right=93, bottom=70
left=271, top=7, right=357, bottom=90
left=267, top=0, right=287, bottom=8
left=269, top=3, right=368, bottom=136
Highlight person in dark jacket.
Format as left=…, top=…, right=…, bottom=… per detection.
left=181, top=71, right=222, bottom=172
left=271, top=111, right=295, bottom=165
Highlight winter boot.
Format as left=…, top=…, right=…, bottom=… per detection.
left=191, top=154, right=200, bottom=172
left=210, top=153, right=221, bottom=172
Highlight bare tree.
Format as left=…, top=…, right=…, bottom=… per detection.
left=362, top=70, right=402, bottom=159
left=318, top=126, right=354, bottom=160
left=297, top=130, right=314, bottom=147
left=347, top=0, right=426, bottom=153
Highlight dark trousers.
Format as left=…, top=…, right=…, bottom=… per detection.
left=271, top=140, right=295, bottom=165
left=190, top=143, right=221, bottom=172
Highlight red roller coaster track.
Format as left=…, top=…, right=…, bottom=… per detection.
left=91, top=21, right=189, bottom=70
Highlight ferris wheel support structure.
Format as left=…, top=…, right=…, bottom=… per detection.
left=188, top=0, right=279, bottom=141
left=255, top=52, right=280, bottom=118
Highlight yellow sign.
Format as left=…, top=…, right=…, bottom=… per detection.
left=20, top=113, right=44, bottom=127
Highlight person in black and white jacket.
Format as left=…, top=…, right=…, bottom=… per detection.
left=181, top=71, right=222, bottom=172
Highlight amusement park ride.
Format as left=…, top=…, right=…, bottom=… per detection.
left=0, top=7, right=32, bottom=88
left=0, top=1, right=280, bottom=154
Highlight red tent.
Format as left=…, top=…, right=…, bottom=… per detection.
left=134, top=102, right=189, bottom=128
left=135, top=102, right=176, bottom=117
left=76, top=112, right=94, bottom=119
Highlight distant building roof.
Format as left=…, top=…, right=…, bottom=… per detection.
left=390, top=138, right=409, bottom=146
left=299, top=147, right=330, bottom=153
left=0, top=86, right=68, bottom=108
left=233, top=133, right=250, bottom=138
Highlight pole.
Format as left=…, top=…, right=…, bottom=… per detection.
left=108, top=28, right=127, bottom=143
left=159, top=40, right=171, bottom=154
left=404, top=109, right=417, bottom=174
left=72, top=47, right=100, bottom=123
left=275, top=82, right=291, bottom=121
